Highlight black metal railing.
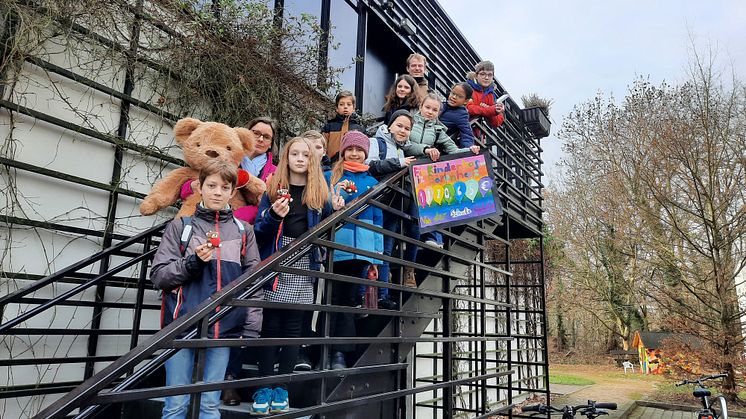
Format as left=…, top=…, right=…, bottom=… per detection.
left=2, top=142, right=547, bottom=418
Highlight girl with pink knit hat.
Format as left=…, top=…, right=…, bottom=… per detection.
left=323, top=130, right=384, bottom=370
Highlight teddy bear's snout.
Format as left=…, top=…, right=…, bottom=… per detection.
left=205, top=150, right=219, bottom=158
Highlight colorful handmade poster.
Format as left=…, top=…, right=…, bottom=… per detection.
left=409, top=151, right=502, bottom=233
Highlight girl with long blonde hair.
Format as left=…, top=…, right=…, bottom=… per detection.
left=251, top=137, right=343, bottom=414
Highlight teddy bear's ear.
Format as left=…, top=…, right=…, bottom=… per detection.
left=174, top=118, right=202, bottom=144
left=235, top=127, right=256, bottom=155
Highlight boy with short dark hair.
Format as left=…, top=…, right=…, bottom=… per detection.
left=320, top=90, right=365, bottom=161
left=151, top=159, right=261, bottom=419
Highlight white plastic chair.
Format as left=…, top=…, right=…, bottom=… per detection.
left=622, top=361, right=635, bottom=374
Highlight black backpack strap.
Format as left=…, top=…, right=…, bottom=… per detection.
left=179, top=216, right=193, bottom=256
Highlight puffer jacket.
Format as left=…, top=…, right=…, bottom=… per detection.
left=466, top=79, right=505, bottom=129
left=253, top=193, right=333, bottom=280
left=324, top=170, right=383, bottom=265
left=440, top=102, right=476, bottom=147
left=366, top=124, right=412, bottom=178
left=405, top=112, right=470, bottom=157
left=151, top=205, right=262, bottom=338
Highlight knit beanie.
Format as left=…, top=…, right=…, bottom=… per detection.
left=340, top=130, right=370, bottom=158
left=388, top=109, right=412, bottom=127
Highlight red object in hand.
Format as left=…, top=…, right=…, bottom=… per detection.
left=344, top=181, right=357, bottom=194
left=236, top=169, right=250, bottom=188
left=277, top=188, right=293, bottom=202
left=206, top=231, right=221, bottom=248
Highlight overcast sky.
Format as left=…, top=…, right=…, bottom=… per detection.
left=439, top=0, right=746, bottom=183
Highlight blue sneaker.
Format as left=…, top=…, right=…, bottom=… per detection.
left=270, top=387, right=290, bottom=413
left=250, top=387, right=273, bottom=416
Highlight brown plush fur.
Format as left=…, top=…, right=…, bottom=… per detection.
left=139, top=117, right=266, bottom=218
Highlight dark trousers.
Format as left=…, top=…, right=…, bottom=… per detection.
left=257, top=308, right=304, bottom=378
left=330, top=260, right=368, bottom=353
left=225, top=346, right=244, bottom=378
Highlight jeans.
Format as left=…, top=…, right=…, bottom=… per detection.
left=420, top=230, right=443, bottom=245
left=377, top=213, right=397, bottom=299
left=162, top=347, right=230, bottom=419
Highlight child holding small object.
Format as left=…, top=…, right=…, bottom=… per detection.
left=404, top=93, right=481, bottom=273
left=250, top=137, right=344, bottom=414
left=324, top=131, right=384, bottom=370
left=150, top=160, right=261, bottom=419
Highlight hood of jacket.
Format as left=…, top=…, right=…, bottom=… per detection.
left=467, top=79, right=495, bottom=95
left=194, top=203, right=234, bottom=223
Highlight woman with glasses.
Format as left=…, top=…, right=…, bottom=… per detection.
left=179, top=117, right=277, bottom=226
left=466, top=61, right=506, bottom=129
left=241, top=116, right=277, bottom=183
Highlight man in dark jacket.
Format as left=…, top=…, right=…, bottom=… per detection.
left=151, top=160, right=261, bottom=419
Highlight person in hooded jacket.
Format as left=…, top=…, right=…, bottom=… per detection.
left=150, top=160, right=261, bottom=419
left=325, top=131, right=384, bottom=370
left=365, top=110, right=417, bottom=300
left=466, top=60, right=506, bottom=130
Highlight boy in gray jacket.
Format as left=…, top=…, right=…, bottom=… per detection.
left=151, top=160, right=261, bottom=419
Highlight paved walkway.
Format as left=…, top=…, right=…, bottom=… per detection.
left=617, top=401, right=744, bottom=419
left=624, top=404, right=692, bottom=419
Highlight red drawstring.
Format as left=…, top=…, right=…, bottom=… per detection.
left=214, top=211, right=221, bottom=338
left=271, top=221, right=283, bottom=292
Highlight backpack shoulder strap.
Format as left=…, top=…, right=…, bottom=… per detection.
left=179, top=216, right=193, bottom=256
left=377, top=136, right=387, bottom=160
left=233, top=217, right=247, bottom=257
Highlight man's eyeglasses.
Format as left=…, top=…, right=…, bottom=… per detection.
left=449, top=91, right=466, bottom=99
left=477, top=72, right=493, bottom=78
left=252, top=130, right=273, bottom=142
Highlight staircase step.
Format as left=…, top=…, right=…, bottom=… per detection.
left=122, top=398, right=312, bottom=419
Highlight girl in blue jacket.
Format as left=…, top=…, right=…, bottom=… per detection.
left=440, top=82, right=476, bottom=147
left=251, top=137, right=343, bottom=415
left=325, top=130, right=384, bottom=370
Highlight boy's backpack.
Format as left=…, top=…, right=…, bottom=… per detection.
left=178, top=216, right=248, bottom=258
left=377, top=135, right=387, bottom=161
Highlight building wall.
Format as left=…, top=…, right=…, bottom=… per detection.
left=1, top=1, right=546, bottom=417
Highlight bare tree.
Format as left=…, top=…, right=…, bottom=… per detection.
left=551, top=49, right=746, bottom=399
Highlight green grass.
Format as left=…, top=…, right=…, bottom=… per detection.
left=548, top=373, right=596, bottom=386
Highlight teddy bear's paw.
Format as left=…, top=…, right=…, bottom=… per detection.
left=139, top=200, right=159, bottom=216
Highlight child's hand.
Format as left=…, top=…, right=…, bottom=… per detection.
left=331, top=184, right=345, bottom=210
left=272, top=197, right=290, bottom=218
left=469, top=145, right=481, bottom=155
left=425, top=148, right=440, bottom=162
left=495, top=103, right=505, bottom=113
left=401, top=156, right=416, bottom=167
left=195, top=243, right=214, bottom=262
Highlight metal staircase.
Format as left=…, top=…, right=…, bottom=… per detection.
left=1, top=118, right=548, bottom=419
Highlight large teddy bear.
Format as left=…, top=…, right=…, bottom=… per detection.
left=139, top=117, right=266, bottom=219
